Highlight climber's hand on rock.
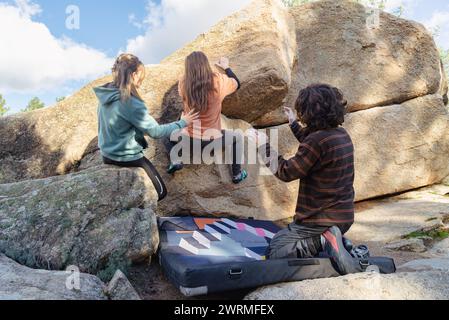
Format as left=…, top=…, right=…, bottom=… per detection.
left=215, top=57, right=230, bottom=70
left=284, top=107, right=297, bottom=124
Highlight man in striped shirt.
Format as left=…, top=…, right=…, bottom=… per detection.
left=256, top=84, right=362, bottom=275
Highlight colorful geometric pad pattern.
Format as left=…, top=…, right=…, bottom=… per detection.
left=159, top=217, right=281, bottom=261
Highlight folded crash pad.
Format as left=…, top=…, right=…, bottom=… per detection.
left=158, top=217, right=395, bottom=297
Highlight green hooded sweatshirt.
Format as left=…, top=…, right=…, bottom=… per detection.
left=94, top=84, right=186, bottom=162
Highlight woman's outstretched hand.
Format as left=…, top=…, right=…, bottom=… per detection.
left=215, top=57, right=230, bottom=70
left=284, top=107, right=297, bottom=125
left=181, top=110, right=200, bottom=126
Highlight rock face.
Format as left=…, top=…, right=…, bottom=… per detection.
left=290, top=0, right=441, bottom=111
left=245, top=271, right=449, bottom=300
left=256, top=0, right=443, bottom=127
left=347, top=184, right=449, bottom=249
left=0, top=254, right=107, bottom=300
left=160, top=0, right=296, bottom=123
left=0, top=167, right=159, bottom=279
left=345, top=94, right=449, bottom=200
left=0, top=77, right=107, bottom=184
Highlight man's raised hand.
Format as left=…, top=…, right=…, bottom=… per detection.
left=284, top=107, right=297, bottom=125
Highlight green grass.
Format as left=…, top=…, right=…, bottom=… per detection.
left=96, top=249, right=132, bottom=282
left=405, top=228, right=449, bottom=241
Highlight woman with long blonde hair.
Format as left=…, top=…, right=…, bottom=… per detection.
left=94, top=53, right=198, bottom=201
left=165, top=51, right=247, bottom=184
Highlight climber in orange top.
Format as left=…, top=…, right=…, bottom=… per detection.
left=164, top=51, right=248, bottom=184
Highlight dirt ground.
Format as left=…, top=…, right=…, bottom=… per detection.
left=127, top=256, right=252, bottom=300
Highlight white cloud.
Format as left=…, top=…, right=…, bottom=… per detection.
left=128, top=13, right=143, bottom=29
left=0, top=1, right=113, bottom=93
left=425, top=11, right=449, bottom=49
left=126, top=0, right=252, bottom=64
left=14, top=0, right=41, bottom=18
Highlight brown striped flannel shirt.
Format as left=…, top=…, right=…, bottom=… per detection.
left=265, top=121, right=355, bottom=229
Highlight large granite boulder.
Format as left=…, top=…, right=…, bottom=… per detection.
left=0, top=254, right=107, bottom=300
left=159, top=0, right=296, bottom=123
left=245, top=271, right=449, bottom=300
left=1, top=0, right=444, bottom=183
left=0, top=167, right=159, bottom=280
left=0, top=77, right=107, bottom=184
left=346, top=94, right=449, bottom=200
left=255, top=0, right=444, bottom=126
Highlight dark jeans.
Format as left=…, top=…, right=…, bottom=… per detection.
left=103, top=156, right=167, bottom=201
left=164, top=130, right=243, bottom=177
left=268, top=223, right=352, bottom=260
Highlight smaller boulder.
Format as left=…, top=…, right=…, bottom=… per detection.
left=0, top=254, right=107, bottom=300
left=384, top=238, right=428, bottom=253
left=398, top=259, right=449, bottom=273
left=245, top=271, right=449, bottom=300
left=106, top=270, right=141, bottom=301
left=0, top=166, right=159, bottom=279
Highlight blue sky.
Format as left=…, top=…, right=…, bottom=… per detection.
left=1, top=0, right=449, bottom=114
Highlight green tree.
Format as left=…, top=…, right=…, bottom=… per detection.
left=56, top=96, right=66, bottom=103
left=22, top=97, right=45, bottom=113
left=0, top=94, right=10, bottom=117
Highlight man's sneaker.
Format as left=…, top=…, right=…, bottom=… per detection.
left=322, top=226, right=363, bottom=275
left=167, top=162, right=184, bottom=174
left=232, top=169, right=248, bottom=184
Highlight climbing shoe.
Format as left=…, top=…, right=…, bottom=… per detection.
left=167, top=162, right=184, bottom=174
left=232, top=169, right=248, bottom=184
left=322, top=226, right=363, bottom=275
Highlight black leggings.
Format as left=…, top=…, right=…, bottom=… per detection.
left=103, top=156, right=167, bottom=201
left=164, top=130, right=243, bottom=176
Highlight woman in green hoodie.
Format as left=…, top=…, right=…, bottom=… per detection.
left=94, top=54, right=199, bottom=201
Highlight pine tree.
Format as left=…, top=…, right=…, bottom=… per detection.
left=22, top=97, right=45, bottom=113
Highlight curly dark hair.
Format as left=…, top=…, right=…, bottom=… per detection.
left=294, top=84, right=348, bottom=133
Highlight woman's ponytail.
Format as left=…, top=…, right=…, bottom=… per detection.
left=112, top=53, right=144, bottom=103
